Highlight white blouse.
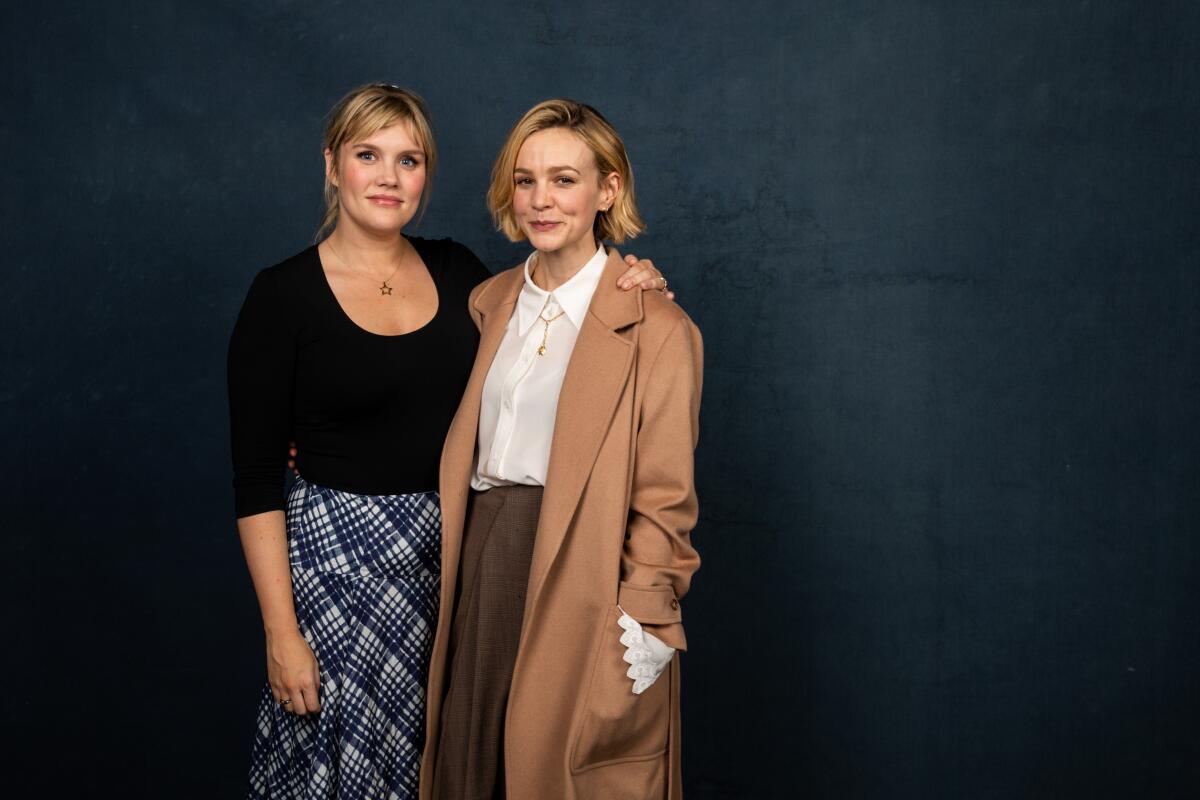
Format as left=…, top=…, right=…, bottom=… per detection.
left=471, top=244, right=607, bottom=490
left=471, top=243, right=675, bottom=694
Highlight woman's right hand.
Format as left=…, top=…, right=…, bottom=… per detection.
left=266, top=628, right=321, bottom=715
left=237, top=511, right=317, bottom=713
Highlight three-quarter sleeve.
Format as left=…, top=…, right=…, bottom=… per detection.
left=227, top=268, right=294, bottom=518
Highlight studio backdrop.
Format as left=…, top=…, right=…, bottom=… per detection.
left=3, top=1, right=1197, bottom=797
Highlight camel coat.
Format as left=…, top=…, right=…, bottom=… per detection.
left=420, top=249, right=703, bottom=799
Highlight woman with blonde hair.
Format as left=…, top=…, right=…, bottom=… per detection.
left=228, top=84, right=669, bottom=799
left=422, top=99, right=702, bottom=799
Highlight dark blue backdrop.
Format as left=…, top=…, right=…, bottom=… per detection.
left=3, top=2, right=1197, bottom=797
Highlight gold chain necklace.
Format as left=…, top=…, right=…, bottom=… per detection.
left=327, top=240, right=407, bottom=297
left=536, top=301, right=566, bottom=356
left=529, top=257, right=567, bottom=356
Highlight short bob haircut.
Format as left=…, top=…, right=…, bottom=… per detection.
left=487, top=99, right=645, bottom=244
left=317, top=83, right=437, bottom=239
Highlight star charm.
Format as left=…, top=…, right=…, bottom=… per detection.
left=380, top=282, right=393, bottom=296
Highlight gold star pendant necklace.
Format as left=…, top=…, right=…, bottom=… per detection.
left=327, top=239, right=407, bottom=296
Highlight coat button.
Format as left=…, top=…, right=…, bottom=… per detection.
left=359, top=566, right=370, bottom=578
left=669, top=598, right=679, bottom=610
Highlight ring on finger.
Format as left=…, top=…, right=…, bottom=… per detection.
left=659, top=277, right=669, bottom=293
left=279, top=697, right=293, bottom=706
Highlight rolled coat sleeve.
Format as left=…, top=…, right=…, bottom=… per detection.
left=619, top=315, right=703, bottom=651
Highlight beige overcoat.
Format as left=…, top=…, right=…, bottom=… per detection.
left=420, top=249, right=703, bottom=799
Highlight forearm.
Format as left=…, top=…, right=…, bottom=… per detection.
left=237, top=510, right=299, bottom=636
left=621, top=318, right=704, bottom=650
left=620, top=539, right=697, bottom=652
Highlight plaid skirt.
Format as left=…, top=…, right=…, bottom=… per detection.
left=247, top=477, right=441, bottom=800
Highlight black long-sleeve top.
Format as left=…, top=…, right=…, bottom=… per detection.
left=227, top=236, right=491, bottom=518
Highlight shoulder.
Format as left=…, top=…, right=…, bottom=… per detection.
left=232, top=247, right=322, bottom=334
left=409, top=235, right=493, bottom=288
left=263, top=245, right=320, bottom=279
left=244, top=246, right=320, bottom=298
left=639, top=291, right=701, bottom=352
left=469, top=262, right=524, bottom=310
left=633, top=295, right=703, bottom=390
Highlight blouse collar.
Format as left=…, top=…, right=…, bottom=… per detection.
left=516, top=243, right=608, bottom=335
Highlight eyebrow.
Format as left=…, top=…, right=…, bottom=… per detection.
left=350, top=142, right=424, bottom=154
left=513, top=165, right=582, bottom=174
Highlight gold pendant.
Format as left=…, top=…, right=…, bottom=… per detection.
left=536, top=307, right=561, bottom=356
left=380, top=282, right=393, bottom=296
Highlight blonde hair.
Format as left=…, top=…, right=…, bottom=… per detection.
left=487, top=99, right=645, bottom=244
left=317, top=83, right=437, bottom=239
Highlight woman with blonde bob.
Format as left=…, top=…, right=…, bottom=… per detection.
left=228, top=85, right=668, bottom=799
left=422, top=99, right=703, bottom=799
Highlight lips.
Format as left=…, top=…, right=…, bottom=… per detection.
left=529, top=221, right=561, bottom=231
left=368, top=195, right=403, bottom=206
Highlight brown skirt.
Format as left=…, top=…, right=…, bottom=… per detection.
left=432, top=484, right=543, bottom=800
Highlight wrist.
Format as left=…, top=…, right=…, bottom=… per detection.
left=263, top=617, right=301, bottom=639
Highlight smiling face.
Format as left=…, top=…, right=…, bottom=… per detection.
left=325, top=122, right=426, bottom=237
left=512, top=126, right=618, bottom=267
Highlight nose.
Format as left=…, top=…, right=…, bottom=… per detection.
left=531, top=180, right=552, bottom=210
left=377, top=160, right=399, bottom=187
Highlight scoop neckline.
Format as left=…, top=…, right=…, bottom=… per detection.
left=313, top=236, right=441, bottom=339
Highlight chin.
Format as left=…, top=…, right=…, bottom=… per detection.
left=371, top=210, right=413, bottom=231
left=525, top=232, right=563, bottom=252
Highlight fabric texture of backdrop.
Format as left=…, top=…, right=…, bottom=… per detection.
left=2, top=1, right=1197, bottom=797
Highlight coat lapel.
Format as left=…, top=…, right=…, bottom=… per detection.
left=523, top=249, right=643, bottom=618
left=426, top=267, right=523, bottom=789
left=438, top=269, right=524, bottom=596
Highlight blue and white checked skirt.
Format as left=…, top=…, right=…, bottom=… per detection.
left=248, top=477, right=441, bottom=800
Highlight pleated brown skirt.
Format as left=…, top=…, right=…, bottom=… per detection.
left=432, top=484, right=544, bottom=800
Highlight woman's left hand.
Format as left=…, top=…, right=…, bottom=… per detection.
left=616, top=254, right=675, bottom=301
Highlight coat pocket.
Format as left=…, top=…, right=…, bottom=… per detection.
left=570, top=605, right=671, bottom=773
